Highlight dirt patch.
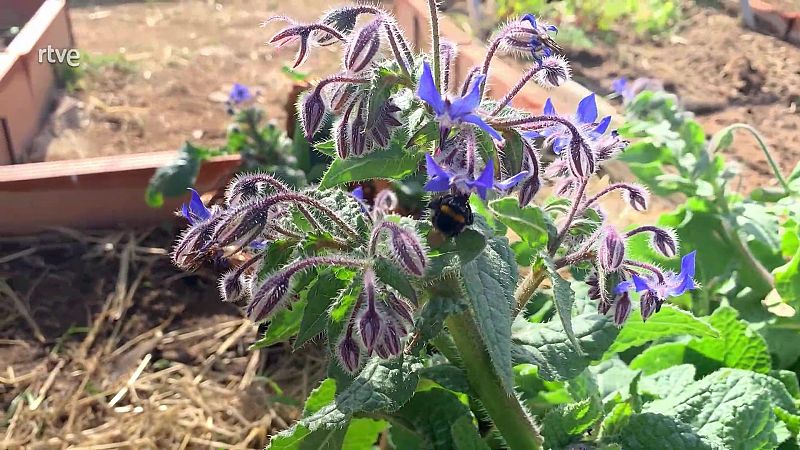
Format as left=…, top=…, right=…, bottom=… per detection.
left=562, top=2, right=800, bottom=189
left=0, top=228, right=325, bottom=448
left=38, top=0, right=341, bottom=162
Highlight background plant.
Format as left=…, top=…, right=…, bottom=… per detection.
left=167, top=3, right=800, bottom=450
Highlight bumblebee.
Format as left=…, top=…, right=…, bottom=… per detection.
left=428, top=193, right=474, bottom=237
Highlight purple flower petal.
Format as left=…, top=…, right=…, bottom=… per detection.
left=424, top=153, right=452, bottom=192
left=461, top=113, right=503, bottom=142
left=417, top=62, right=445, bottom=116
left=614, top=280, right=633, bottom=295
left=543, top=98, right=556, bottom=116
left=351, top=186, right=365, bottom=201
left=494, top=170, right=529, bottom=191
left=575, top=93, right=598, bottom=124
left=551, top=136, right=569, bottom=155
left=521, top=14, right=538, bottom=29
left=449, top=74, right=484, bottom=119
left=467, top=159, right=494, bottom=200
left=611, top=77, right=628, bottom=96
left=592, top=116, right=612, bottom=136
left=631, top=274, right=652, bottom=292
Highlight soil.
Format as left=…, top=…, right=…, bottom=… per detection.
left=561, top=2, right=800, bottom=190
left=38, top=0, right=342, bottom=162
left=0, top=228, right=325, bottom=448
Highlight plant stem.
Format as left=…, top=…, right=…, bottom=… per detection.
left=709, top=123, right=790, bottom=194
left=513, top=267, right=547, bottom=316
left=445, top=311, right=543, bottom=450
left=549, top=176, right=589, bottom=254
left=426, top=0, right=441, bottom=90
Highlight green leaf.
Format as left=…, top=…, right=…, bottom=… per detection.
left=253, top=298, right=306, bottom=348
left=614, top=413, right=722, bottom=450
left=374, top=258, right=418, bottom=303
left=267, top=379, right=347, bottom=450
left=303, top=356, right=422, bottom=432
left=543, top=255, right=581, bottom=352
left=772, top=370, right=800, bottom=399
left=145, top=142, right=207, bottom=207
left=451, top=416, right=491, bottom=450
left=639, top=364, right=696, bottom=399
left=646, top=368, right=795, bottom=449
left=419, top=364, right=471, bottom=394
left=604, top=306, right=718, bottom=357
left=776, top=407, right=800, bottom=436
left=542, top=396, right=603, bottom=449
left=394, top=388, right=480, bottom=450
left=488, top=198, right=550, bottom=250
left=460, top=234, right=517, bottom=390
left=342, top=418, right=387, bottom=449
left=319, top=134, right=421, bottom=188
left=511, top=313, right=618, bottom=381
left=775, top=246, right=800, bottom=304
left=295, top=270, right=349, bottom=349
left=686, top=306, right=772, bottom=374
left=304, top=379, right=338, bottom=415
left=629, top=342, right=692, bottom=374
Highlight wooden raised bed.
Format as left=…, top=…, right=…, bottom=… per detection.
left=0, top=0, right=74, bottom=165
left=747, top=0, right=800, bottom=45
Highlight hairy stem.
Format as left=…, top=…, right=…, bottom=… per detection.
left=709, top=123, right=790, bottom=193
left=445, top=311, right=543, bottom=450
left=513, top=267, right=547, bottom=316
left=427, top=0, right=441, bottom=90
left=549, top=176, right=589, bottom=254
left=491, top=65, right=541, bottom=115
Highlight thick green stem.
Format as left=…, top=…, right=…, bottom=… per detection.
left=426, top=0, right=441, bottom=90
left=445, top=312, right=543, bottom=450
left=514, top=267, right=547, bottom=316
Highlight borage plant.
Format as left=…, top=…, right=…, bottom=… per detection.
left=171, top=3, right=800, bottom=449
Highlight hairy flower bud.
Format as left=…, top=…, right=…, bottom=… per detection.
left=598, top=226, right=626, bottom=273
left=518, top=139, right=542, bottom=207
left=225, top=173, right=290, bottom=207
left=381, top=321, right=403, bottom=356
left=375, top=222, right=428, bottom=277
left=349, top=100, right=369, bottom=157
left=337, top=329, right=363, bottom=373
left=212, top=203, right=269, bottom=249
left=387, top=292, right=415, bottom=326
left=247, top=271, right=292, bottom=322
left=613, top=291, right=632, bottom=327
left=567, top=138, right=595, bottom=179
left=301, top=89, right=327, bottom=139
left=356, top=270, right=383, bottom=354
left=172, top=218, right=220, bottom=271
left=640, top=290, right=659, bottom=321
left=650, top=227, right=679, bottom=258
left=343, top=17, right=383, bottom=73
left=218, top=270, right=251, bottom=303
left=534, top=55, right=571, bottom=88
left=622, top=184, right=649, bottom=212
left=370, top=100, right=402, bottom=148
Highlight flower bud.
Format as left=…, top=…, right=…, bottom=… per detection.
left=594, top=131, right=628, bottom=162
left=387, top=225, right=428, bottom=277
left=613, top=292, right=632, bottom=327
left=172, top=218, right=218, bottom=271
left=373, top=189, right=399, bottom=217
left=212, top=203, right=269, bottom=249
left=343, top=17, right=382, bottom=73
left=598, top=226, right=626, bottom=273
left=535, top=55, right=571, bottom=88
left=358, top=303, right=383, bottom=355
left=246, top=271, right=292, bottom=322
left=218, top=270, right=251, bottom=303
left=370, top=100, right=402, bottom=148
left=337, top=330, right=363, bottom=374
left=640, top=290, right=659, bottom=321
left=567, top=138, right=595, bottom=179
left=301, top=89, right=327, bottom=139
left=598, top=298, right=612, bottom=315
left=349, top=101, right=369, bottom=157
left=622, top=184, right=649, bottom=212
left=381, top=322, right=402, bottom=356
left=650, top=227, right=679, bottom=258
left=225, top=173, right=289, bottom=207
left=387, top=292, right=415, bottom=326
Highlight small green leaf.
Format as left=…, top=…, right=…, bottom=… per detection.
left=295, top=270, right=348, bottom=349
left=342, top=418, right=387, bottom=449
left=774, top=246, right=800, bottom=304
left=252, top=299, right=306, bottom=349
left=145, top=142, right=208, bottom=207
left=488, top=197, right=550, bottom=250
left=542, top=396, right=603, bottom=449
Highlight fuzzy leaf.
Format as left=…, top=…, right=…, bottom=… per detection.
left=319, top=132, right=421, bottom=188
left=543, top=255, right=581, bottom=352
left=488, top=198, right=550, bottom=250
left=775, top=246, right=800, bottom=303
left=460, top=234, right=517, bottom=390
left=686, top=306, right=772, bottom=374
left=542, top=396, right=603, bottom=449
left=614, top=413, right=723, bottom=450
left=294, top=271, right=348, bottom=349
left=145, top=142, right=209, bottom=207
left=394, top=388, right=481, bottom=450
left=639, top=364, right=696, bottom=399
left=604, top=306, right=718, bottom=358
left=645, top=369, right=795, bottom=449
left=342, top=419, right=387, bottom=449
left=512, top=313, right=618, bottom=381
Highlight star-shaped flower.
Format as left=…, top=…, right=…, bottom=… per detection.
left=424, top=153, right=527, bottom=200
left=523, top=93, right=612, bottom=155
left=180, top=188, right=213, bottom=225
left=417, top=62, right=503, bottom=143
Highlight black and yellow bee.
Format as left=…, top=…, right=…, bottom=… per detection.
left=428, top=193, right=474, bottom=237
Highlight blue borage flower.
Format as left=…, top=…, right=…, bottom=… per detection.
left=417, top=62, right=503, bottom=143
left=228, top=83, right=253, bottom=105
left=180, top=188, right=213, bottom=225
left=520, top=14, right=559, bottom=61
left=424, top=153, right=528, bottom=200
left=523, top=93, right=612, bottom=155
left=615, top=250, right=698, bottom=300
